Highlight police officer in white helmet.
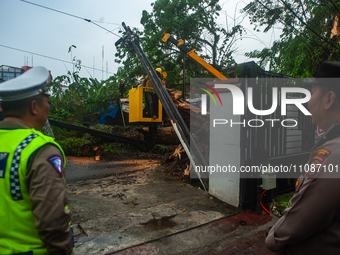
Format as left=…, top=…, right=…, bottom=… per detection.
left=0, top=67, right=73, bottom=255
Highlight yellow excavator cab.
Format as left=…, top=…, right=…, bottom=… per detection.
left=129, top=87, right=162, bottom=123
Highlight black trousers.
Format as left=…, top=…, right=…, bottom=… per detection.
left=145, top=91, right=159, bottom=118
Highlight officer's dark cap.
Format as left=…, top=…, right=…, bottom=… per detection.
left=0, top=66, right=50, bottom=102
left=303, top=61, right=340, bottom=87
left=316, top=61, right=340, bottom=78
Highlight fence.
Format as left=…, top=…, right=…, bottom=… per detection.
left=238, top=61, right=317, bottom=211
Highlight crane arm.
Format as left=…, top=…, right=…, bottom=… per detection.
left=162, top=33, right=227, bottom=79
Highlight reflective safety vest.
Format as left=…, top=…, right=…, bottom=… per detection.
left=0, top=128, right=65, bottom=255
left=144, top=75, right=155, bottom=93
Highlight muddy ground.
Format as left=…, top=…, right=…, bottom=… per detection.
left=65, top=153, right=240, bottom=255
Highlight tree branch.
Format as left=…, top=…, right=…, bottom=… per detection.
left=151, top=51, right=181, bottom=64
left=197, top=37, right=214, bottom=49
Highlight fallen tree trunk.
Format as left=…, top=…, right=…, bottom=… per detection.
left=82, top=144, right=91, bottom=156
left=93, top=146, right=104, bottom=161
left=93, top=146, right=104, bottom=156
left=161, top=89, right=210, bottom=167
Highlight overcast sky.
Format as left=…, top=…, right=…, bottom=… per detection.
left=0, top=0, right=277, bottom=81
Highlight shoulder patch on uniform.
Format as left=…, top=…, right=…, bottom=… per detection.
left=295, top=178, right=299, bottom=188
left=47, top=155, right=63, bottom=177
left=312, top=147, right=331, bottom=161
left=307, top=148, right=331, bottom=178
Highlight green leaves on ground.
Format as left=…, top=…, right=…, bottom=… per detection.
left=273, top=192, right=294, bottom=212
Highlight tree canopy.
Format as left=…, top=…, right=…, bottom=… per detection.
left=115, top=0, right=244, bottom=88
left=243, top=0, right=340, bottom=77
left=48, top=71, right=123, bottom=122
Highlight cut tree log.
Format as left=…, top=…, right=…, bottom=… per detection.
left=93, top=146, right=104, bottom=161
left=93, top=146, right=104, bottom=156
left=82, top=144, right=91, bottom=156
left=167, top=88, right=182, bottom=100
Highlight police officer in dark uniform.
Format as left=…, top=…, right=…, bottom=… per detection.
left=0, top=67, right=73, bottom=255
left=266, top=62, right=340, bottom=254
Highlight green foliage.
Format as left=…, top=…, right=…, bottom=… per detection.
left=47, top=72, right=126, bottom=122
left=53, top=125, right=143, bottom=156
left=152, top=144, right=175, bottom=154
left=53, top=126, right=77, bottom=140
left=53, top=126, right=97, bottom=156
left=242, top=0, right=340, bottom=77
left=58, top=137, right=93, bottom=156
left=94, top=123, right=115, bottom=133
left=102, top=142, right=138, bottom=153
left=103, top=143, right=119, bottom=153
left=274, top=192, right=294, bottom=211
left=115, top=0, right=244, bottom=88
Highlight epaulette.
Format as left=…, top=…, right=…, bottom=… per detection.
left=311, top=121, right=340, bottom=150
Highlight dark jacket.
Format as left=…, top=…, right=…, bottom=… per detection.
left=266, top=136, right=340, bottom=254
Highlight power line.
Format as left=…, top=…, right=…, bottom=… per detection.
left=328, top=0, right=340, bottom=14
left=20, top=0, right=122, bottom=38
left=278, top=0, right=325, bottom=42
left=0, top=44, right=116, bottom=75
left=266, top=0, right=340, bottom=51
left=92, top=20, right=120, bottom=25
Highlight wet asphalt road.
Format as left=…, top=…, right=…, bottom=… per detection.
left=64, top=158, right=117, bottom=184
left=64, top=157, right=151, bottom=184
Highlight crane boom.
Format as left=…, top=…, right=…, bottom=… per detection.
left=162, top=33, right=227, bottom=79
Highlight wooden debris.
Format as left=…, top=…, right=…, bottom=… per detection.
left=184, top=163, right=192, bottom=176
left=167, top=88, right=182, bottom=100
left=82, top=144, right=91, bottom=156
left=169, top=144, right=185, bottom=160
left=93, top=146, right=104, bottom=156
left=93, top=146, right=103, bottom=161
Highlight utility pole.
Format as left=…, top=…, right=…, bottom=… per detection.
left=68, top=45, right=77, bottom=74
left=106, top=61, right=108, bottom=79
left=183, top=53, right=186, bottom=99
left=102, top=46, right=104, bottom=80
